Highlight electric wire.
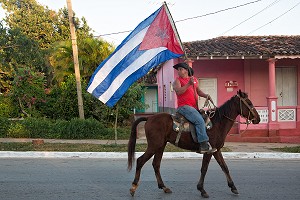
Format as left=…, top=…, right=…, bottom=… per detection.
left=94, top=0, right=262, bottom=38
left=219, top=0, right=281, bottom=36
left=174, top=0, right=262, bottom=23
left=246, top=1, right=300, bottom=35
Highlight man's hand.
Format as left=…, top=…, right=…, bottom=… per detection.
left=188, top=77, right=194, bottom=85
left=207, top=94, right=215, bottom=105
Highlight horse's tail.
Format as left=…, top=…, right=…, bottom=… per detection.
left=127, top=117, right=148, bottom=171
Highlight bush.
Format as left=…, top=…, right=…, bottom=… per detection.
left=1, top=117, right=131, bottom=140
left=21, top=117, right=59, bottom=139
left=0, top=95, right=19, bottom=118
left=0, top=117, right=10, bottom=137
left=58, top=118, right=106, bottom=139
left=7, top=123, right=29, bottom=138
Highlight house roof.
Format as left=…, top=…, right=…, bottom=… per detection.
left=183, top=35, right=300, bottom=60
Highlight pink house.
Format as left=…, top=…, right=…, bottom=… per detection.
left=156, top=36, right=300, bottom=143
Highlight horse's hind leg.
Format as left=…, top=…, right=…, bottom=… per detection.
left=213, top=151, right=239, bottom=195
left=152, top=143, right=172, bottom=194
left=197, top=153, right=213, bottom=198
left=130, top=149, right=155, bottom=196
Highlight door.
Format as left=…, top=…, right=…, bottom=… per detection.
left=275, top=67, right=297, bottom=106
left=198, top=78, right=217, bottom=108
left=144, top=87, right=158, bottom=112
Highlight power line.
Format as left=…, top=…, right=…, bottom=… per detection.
left=94, top=0, right=263, bottom=38
left=175, top=0, right=262, bottom=23
left=219, top=0, right=281, bottom=36
left=94, top=30, right=132, bottom=37
left=247, top=1, right=300, bottom=35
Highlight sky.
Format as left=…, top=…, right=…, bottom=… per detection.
left=1, top=0, right=299, bottom=46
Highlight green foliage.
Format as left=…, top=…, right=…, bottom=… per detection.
left=0, top=64, right=14, bottom=94
left=0, top=95, right=12, bottom=117
left=0, top=117, right=10, bottom=137
left=271, top=146, right=300, bottom=153
left=12, top=67, right=47, bottom=117
left=57, top=118, right=106, bottom=139
left=83, top=82, right=146, bottom=127
left=20, top=117, right=59, bottom=139
left=49, top=37, right=114, bottom=85
left=0, top=0, right=148, bottom=124
left=50, top=75, right=79, bottom=119
left=0, top=0, right=91, bottom=49
left=0, top=21, right=45, bottom=92
left=7, top=122, right=29, bottom=138
left=0, top=117, right=130, bottom=140
left=116, top=82, right=146, bottom=122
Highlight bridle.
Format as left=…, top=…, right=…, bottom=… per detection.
left=224, top=94, right=257, bottom=127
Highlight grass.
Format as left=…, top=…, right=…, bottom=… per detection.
left=270, top=146, right=300, bottom=153
left=0, top=143, right=187, bottom=152
left=0, top=142, right=232, bottom=152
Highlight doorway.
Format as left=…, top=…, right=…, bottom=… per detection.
left=275, top=67, right=297, bottom=106
left=198, top=78, right=217, bottom=108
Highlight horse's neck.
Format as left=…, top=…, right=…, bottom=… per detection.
left=219, top=98, right=239, bottom=119
left=216, top=99, right=240, bottom=132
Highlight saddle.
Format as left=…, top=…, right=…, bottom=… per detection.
left=171, top=109, right=213, bottom=146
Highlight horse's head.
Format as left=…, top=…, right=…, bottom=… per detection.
left=235, top=90, right=260, bottom=124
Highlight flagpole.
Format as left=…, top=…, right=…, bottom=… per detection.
left=163, top=2, right=188, bottom=61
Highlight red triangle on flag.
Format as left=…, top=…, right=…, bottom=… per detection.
left=139, top=6, right=184, bottom=54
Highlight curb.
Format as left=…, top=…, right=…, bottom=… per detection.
left=0, top=151, right=300, bottom=159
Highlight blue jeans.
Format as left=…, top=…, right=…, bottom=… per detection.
left=177, top=105, right=209, bottom=143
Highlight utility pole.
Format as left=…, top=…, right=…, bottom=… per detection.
left=66, top=0, right=85, bottom=119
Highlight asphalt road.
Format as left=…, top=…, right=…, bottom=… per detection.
left=0, top=158, right=299, bottom=200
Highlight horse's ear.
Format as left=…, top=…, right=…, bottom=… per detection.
left=237, top=89, right=242, bottom=96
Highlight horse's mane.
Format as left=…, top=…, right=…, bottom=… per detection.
left=212, top=95, right=237, bottom=123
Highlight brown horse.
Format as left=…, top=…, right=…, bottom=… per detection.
left=128, top=90, right=260, bottom=198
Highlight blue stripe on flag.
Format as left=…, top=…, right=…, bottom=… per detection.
left=87, top=5, right=184, bottom=107
left=87, top=7, right=162, bottom=89
left=105, top=49, right=182, bottom=107
left=91, top=45, right=145, bottom=99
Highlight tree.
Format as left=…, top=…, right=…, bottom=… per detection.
left=49, top=37, right=114, bottom=85
left=0, top=0, right=92, bottom=83
left=11, top=67, right=47, bottom=117
left=0, top=0, right=91, bottom=50
left=0, top=21, right=44, bottom=93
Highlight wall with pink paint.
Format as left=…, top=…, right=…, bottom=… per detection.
left=192, top=59, right=245, bottom=106
left=156, top=59, right=178, bottom=113
left=248, top=59, right=269, bottom=107
left=157, top=58, right=299, bottom=113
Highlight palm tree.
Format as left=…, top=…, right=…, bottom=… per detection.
left=49, top=37, right=114, bottom=85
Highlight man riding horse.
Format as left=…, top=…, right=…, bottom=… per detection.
left=173, top=62, right=216, bottom=154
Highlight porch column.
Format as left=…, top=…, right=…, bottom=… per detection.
left=266, top=58, right=279, bottom=136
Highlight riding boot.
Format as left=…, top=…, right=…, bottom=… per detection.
left=199, top=141, right=217, bottom=154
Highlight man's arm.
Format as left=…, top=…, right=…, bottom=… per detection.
left=196, top=86, right=213, bottom=102
left=173, top=78, right=192, bottom=95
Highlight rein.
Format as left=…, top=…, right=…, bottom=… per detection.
left=223, top=95, right=256, bottom=133
left=203, top=95, right=216, bottom=118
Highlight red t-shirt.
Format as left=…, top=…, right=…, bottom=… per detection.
left=176, top=77, right=198, bottom=109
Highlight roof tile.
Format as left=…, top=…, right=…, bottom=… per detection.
left=183, top=35, right=300, bottom=58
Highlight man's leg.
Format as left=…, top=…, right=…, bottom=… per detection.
left=177, top=105, right=208, bottom=142
left=177, top=106, right=216, bottom=154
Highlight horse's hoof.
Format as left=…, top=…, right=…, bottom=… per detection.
left=201, top=192, right=209, bottom=198
left=130, top=188, right=135, bottom=196
left=163, top=187, right=172, bottom=193
left=231, top=189, right=239, bottom=195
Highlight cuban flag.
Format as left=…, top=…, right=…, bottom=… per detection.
left=87, top=3, right=184, bottom=107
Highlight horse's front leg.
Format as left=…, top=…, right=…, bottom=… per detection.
left=152, top=145, right=172, bottom=194
left=213, top=151, right=239, bottom=195
left=197, top=153, right=213, bottom=198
